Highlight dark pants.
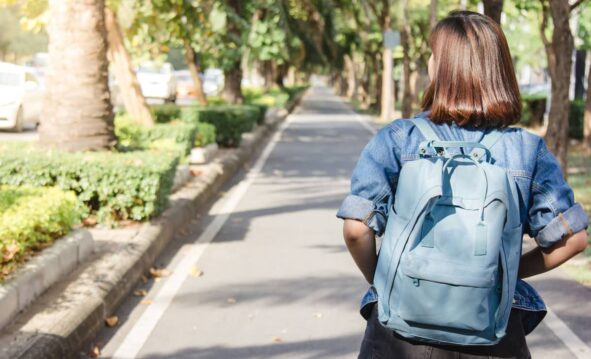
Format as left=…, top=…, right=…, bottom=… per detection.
left=359, top=306, right=531, bottom=359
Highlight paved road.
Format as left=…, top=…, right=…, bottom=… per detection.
left=92, top=86, right=591, bottom=358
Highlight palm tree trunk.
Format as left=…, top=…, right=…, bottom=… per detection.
left=40, top=0, right=115, bottom=151
left=105, top=7, right=153, bottom=126
left=183, top=41, right=208, bottom=106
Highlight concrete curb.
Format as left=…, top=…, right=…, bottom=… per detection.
left=0, top=90, right=306, bottom=359
left=0, top=229, right=94, bottom=331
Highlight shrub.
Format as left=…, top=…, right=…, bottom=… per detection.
left=151, top=104, right=181, bottom=123
left=0, top=186, right=82, bottom=280
left=115, top=114, right=197, bottom=156
left=569, top=99, right=585, bottom=140
left=182, top=105, right=259, bottom=147
left=194, top=122, right=217, bottom=148
left=0, top=146, right=179, bottom=224
left=519, top=96, right=585, bottom=140
left=520, top=95, right=546, bottom=127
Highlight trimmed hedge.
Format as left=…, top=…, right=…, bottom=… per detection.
left=0, top=146, right=179, bottom=225
left=151, top=104, right=182, bottom=123
left=520, top=96, right=585, bottom=139
left=520, top=95, right=546, bottom=127
left=182, top=105, right=259, bottom=147
left=194, top=122, right=216, bottom=148
left=569, top=99, right=585, bottom=140
left=0, top=186, right=81, bottom=280
left=115, top=114, right=198, bottom=156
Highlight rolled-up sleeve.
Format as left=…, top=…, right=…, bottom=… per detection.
left=527, top=139, right=589, bottom=248
left=336, top=126, right=401, bottom=236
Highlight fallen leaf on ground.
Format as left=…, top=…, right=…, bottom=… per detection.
left=82, top=217, right=98, bottom=227
left=2, top=242, right=19, bottom=261
left=105, top=316, right=119, bottom=327
left=271, top=336, right=282, bottom=343
left=190, top=169, right=202, bottom=177
left=89, top=345, right=101, bottom=358
left=141, top=299, right=153, bottom=305
left=149, top=267, right=171, bottom=278
left=133, top=289, right=148, bottom=297
left=227, top=297, right=237, bottom=304
left=189, top=265, right=203, bottom=277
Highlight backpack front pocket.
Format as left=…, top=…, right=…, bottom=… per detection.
left=395, top=256, right=500, bottom=332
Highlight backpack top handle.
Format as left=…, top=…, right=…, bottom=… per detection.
left=411, top=117, right=503, bottom=162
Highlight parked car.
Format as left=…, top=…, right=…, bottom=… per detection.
left=0, top=62, right=43, bottom=132
left=174, top=70, right=196, bottom=100
left=137, top=62, right=177, bottom=103
left=174, top=69, right=222, bottom=101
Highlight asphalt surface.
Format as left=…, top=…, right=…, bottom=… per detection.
left=91, top=86, right=591, bottom=359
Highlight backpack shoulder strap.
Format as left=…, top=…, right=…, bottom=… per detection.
left=471, top=129, right=504, bottom=161
left=412, top=117, right=442, bottom=142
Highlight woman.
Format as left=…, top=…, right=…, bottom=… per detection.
left=337, top=11, right=589, bottom=359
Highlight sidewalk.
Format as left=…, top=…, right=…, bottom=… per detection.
left=90, top=86, right=589, bottom=358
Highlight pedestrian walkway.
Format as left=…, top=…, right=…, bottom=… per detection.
left=93, top=86, right=590, bottom=358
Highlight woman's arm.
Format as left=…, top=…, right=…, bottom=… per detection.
left=343, top=219, right=377, bottom=284
left=519, top=230, right=588, bottom=279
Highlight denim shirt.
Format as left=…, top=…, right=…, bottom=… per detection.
left=337, top=113, right=589, bottom=335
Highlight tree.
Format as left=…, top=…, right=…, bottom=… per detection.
left=401, top=0, right=413, bottom=118
left=222, top=0, right=245, bottom=104
left=39, top=0, right=115, bottom=151
left=127, top=0, right=211, bottom=106
left=366, top=0, right=395, bottom=122
left=483, top=0, right=504, bottom=24
left=539, top=0, right=588, bottom=172
left=105, top=6, right=153, bottom=125
left=577, top=6, right=591, bottom=150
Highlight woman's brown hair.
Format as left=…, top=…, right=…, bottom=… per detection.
left=422, top=11, right=521, bottom=128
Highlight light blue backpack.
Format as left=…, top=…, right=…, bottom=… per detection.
left=374, top=117, right=523, bottom=346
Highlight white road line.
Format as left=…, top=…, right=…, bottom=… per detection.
left=543, top=308, right=591, bottom=358
left=341, top=96, right=591, bottom=358
left=335, top=96, right=378, bottom=135
left=112, top=118, right=292, bottom=359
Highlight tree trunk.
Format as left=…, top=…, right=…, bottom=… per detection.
left=380, top=16, right=394, bottom=122
left=40, top=0, right=114, bottom=151
left=544, top=0, right=574, bottom=173
left=223, top=63, right=244, bottom=104
left=401, top=0, right=413, bottom=118
left=483, top=0, right=504, bottom=24
left=574, top=50, right=586, bottom=100
left=183, top=41, right=207, bottom=106
left=344, top=55, right=358, bottom=100
left=261, top=60, right=274, bottom=91
left=104, top=8, right=153, bottom=126
left=223, top=0, right=244, bottom=104
left=584, top=54, right=591, bottom=151
left=430, top=0, right=437, bottom=29
left=275, top=63, right=287, bottom=88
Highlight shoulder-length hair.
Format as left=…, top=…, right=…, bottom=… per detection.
left=422, top=11, right=521, bottom=128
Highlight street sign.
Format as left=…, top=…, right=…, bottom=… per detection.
left=384, top=30, right=400, bottom=49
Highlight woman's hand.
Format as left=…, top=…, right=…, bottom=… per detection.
left=519, top=229, right=588, bottom=279
left=343, top=219, right=378, bottom=284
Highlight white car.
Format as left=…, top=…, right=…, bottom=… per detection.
left=0, top=62, right=43, bottom=132
left=137, top=62, right=177, bottom=103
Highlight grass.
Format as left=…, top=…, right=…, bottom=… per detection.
left=562, top=145, right=591, bottom=285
